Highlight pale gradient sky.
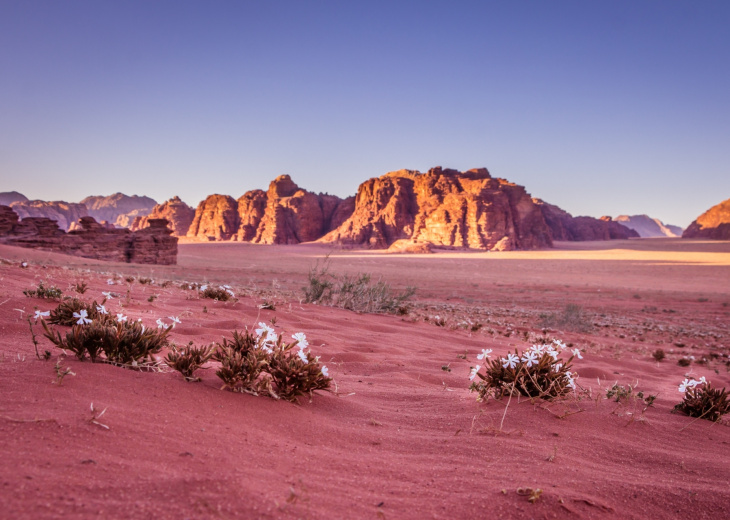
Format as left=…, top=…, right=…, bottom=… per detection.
left=1, top=1, right=728, bottom=228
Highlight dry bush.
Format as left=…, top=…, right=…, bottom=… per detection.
left=303, top=262, right=414, bottom=314
left=47, top=299, right=106, bottom=327
left=675, top=379, right=730, bottom=422
left=42, top=318, right=170, bottom=366
left=23, top=281, right=63, bottom=300
left=201, top=285, right=235, bottom=301
left=165, top=343, right=215, bottom=382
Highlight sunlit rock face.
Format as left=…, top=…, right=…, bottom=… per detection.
left=10, top=200, right=89, bottom=232
left=683, top=198, right=730, bottom=240
left=80, top=193, right=157, bottom=228
left=320, top=167, right=553, bottom=251
left=131, top=196, right=195, bottom=237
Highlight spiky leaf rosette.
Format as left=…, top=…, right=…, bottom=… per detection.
left=674, top=383, right=730, bottom=422
left=266, top=339, right=331, bottom=402
left=212, top=329, right=269, bottom=394
left=47, top=298, right=110, bottom=326
left=471, top=349, right=576, bottom=401
left=165, top=343, right=215, bottom=381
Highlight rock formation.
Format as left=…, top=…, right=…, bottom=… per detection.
left=0, top=206, right=177, bottom=265
left=130, top=196, right=195, bottom=237
left=682, top=198, right=730, bottom=240
left=0, top=191, right=28, bottom=206
left=613, top=215, right=683, bottom=238
left=80, top=193, right=157, bottom=228
left=320, top=167, right=553, bottom=251
left=187, top=176, right=354, bottom=244
left=533, top=200, right=639, bottom=241
left=10, top=200, right=89, bottom=231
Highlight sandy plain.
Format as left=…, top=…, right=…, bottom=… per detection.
left=1, top=238, right=729, bottom=519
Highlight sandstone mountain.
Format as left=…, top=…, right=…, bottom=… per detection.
left=532, top=199, right=639, bottom=241
left=130, top=196, right=195, bottom=237
left=320, top=168, right=552, bottom=250
left=0, top=191, right=28, bottom=206
left=682, top=198, right=730, bottom=240
left=187, top=175, right=354, bottom=244
left=613, top=215, right=682, bottom=238
left=10, top=200, right=89, bottom=232
left=80, top=193, right=157, bottom=228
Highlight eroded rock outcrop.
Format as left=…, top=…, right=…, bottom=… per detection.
left=614, top=215, right=683, bottom=238
left=0, top=191, right=28, bottom=206
left=187, top=176, right=354, bottom=244
left=683, top=198, right=730, bottom=240
left=0, top=206, right=177, bottom=264
left=10, top=200, right=89, bottom=231
left=320, top=167, right=553, bottom=251
left=533, top=199, right=639, bottom=241
left=131, top=196, right=195, bottom=237
left=81, top=193, right=157, bottom=228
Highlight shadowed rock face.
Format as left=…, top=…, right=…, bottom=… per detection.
left=80, top=193, right=157, bottom=228
left=0, top=191, right=28, bottom=206
left=533, top=199, right=639, bottom=241
left=0, top=206, right=177, bottom=264
left=187, top=175, right=354, bottom=244
left=131, top=196, right=195, bottom=237
left=614, top=215, right=683, bottom=238
left=683, top=198, right=730, bottom=240
left=9, top=200, right=89, bottom=232
left=320, top=167, right=553, bottom=251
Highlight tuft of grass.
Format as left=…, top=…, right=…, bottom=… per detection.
left=73, top=281, right=88, bottom=294
left=165, top=343, right=215, bottom=382
left=538, top=304, right=592, bottom=333
left=24, top=281, right=63, bottom=300
left=303, top=261, right=415, bottom=314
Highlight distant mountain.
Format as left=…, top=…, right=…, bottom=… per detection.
left=683, top=198, right=730, bottom=240
left=10, top=200, right=89, bottom=231
left=0, top=191, right=29, bottom=206
left=613, top=215, right=683, bottom=238
left=80, top=193, right=157, bottom=227
left=533, top=200, right=639, bottom=241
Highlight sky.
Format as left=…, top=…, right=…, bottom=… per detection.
left=1, top=1, right=728, bottom=228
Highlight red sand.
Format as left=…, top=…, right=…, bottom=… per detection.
left=1, top=238, right=729, bottom=519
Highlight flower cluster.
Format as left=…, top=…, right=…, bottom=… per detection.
left=674, top=377, right=729, bottom=422
left=470, top=340, right=581, bottom=401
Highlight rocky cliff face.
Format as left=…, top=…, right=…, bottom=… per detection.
left=130, top=196, right=195, bottom=237
left=683, top=198, right=730, bottom=240
left=0, top=191, right=28, bottom=206
left=10, top=200, right=89, bottom=231
left=320, top=167, right=553, bottom=251
left=80, top=193, right=157, bottom=227
left=0, top=206, right=177, bottom=265
left=533, top=199, right=639, bottom=241
left=613, top=215, right=683, bottom=238
left=186, top=176, right=354, bottom=244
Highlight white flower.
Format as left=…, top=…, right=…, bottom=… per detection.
left=73, top=309, right=92, bottom=325
left=96, top=304, right=108, bottom=315
left=297, top=349, right=308, bottom=364
left=530, top=344, right=545, bottom=355
left=553, top=363, right=563, bottom=373
left=553, top=339, right=567, bottom=350
left=476, top=348, right=492, bottom=360
left=292, top=332, right=308, bottom=350
left=565, top=374, right=576, bottom=390
left=225, top=289, right=235, bottom=297
left=698, top=376, right=707, bottom=385
left=156, top=318, right=165, bottom=329
left=321, top=365, right=329, bottom=377
left=168, top=316, right=181, bottom=327
left=678, top=379, right=693, bottom=393
left=222, top=284, right=231, bottom=289
left=571, top=348, right=583, bottom=360
left=34, top=310, right=50, bottom=321
left=469, top=365, right=481, bottom=380
left=255, top=322, right=274, bottom=338
left=102, top=291, right=113, bottom=299
left=501, top=353, right=519, bottom=370
left=545, top=346, right=559, bottom=361
left=106, top=279, right=115, bottom=285
left=21, top=262, right=28, bottom=268
left=141, top=325, right=146, bottom=333
left=116, top=313, right=127, bottom=322
left=200, top=284, right=208, bottom=291
left=521, top=351, right=539, bottom=367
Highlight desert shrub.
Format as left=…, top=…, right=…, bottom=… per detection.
left=200, top=284, right=235, bottom=301
left=674, top=377, right=730, bottom=422
left=212, top=325, right=331, bottom=402
left=652, top=349, right=666, bottom=362
left=42, top=318, right=170, bottom=365
left=47, top=299, right=107, bottom=326
left=538, top=304, right=592, bottom=333
left=23, top=281, right=63, bottom=300
left=138, top=277, right=153, bottom=285
left=470, top=340, right=579, bottom=401
left=303, top=262, right=415, bottom=314
left=165, top=343, right=215, bottom=382
left=677, top=357, right=691, bottom=367
left=73, top=281, right=88, bottom=294
left=605, top=382, right=656, bottom=406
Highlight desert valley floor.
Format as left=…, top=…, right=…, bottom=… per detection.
left=1, top=238, right=729, bottom=519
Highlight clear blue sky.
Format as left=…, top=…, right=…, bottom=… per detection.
left=1, top=0, right=728, bottom=228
